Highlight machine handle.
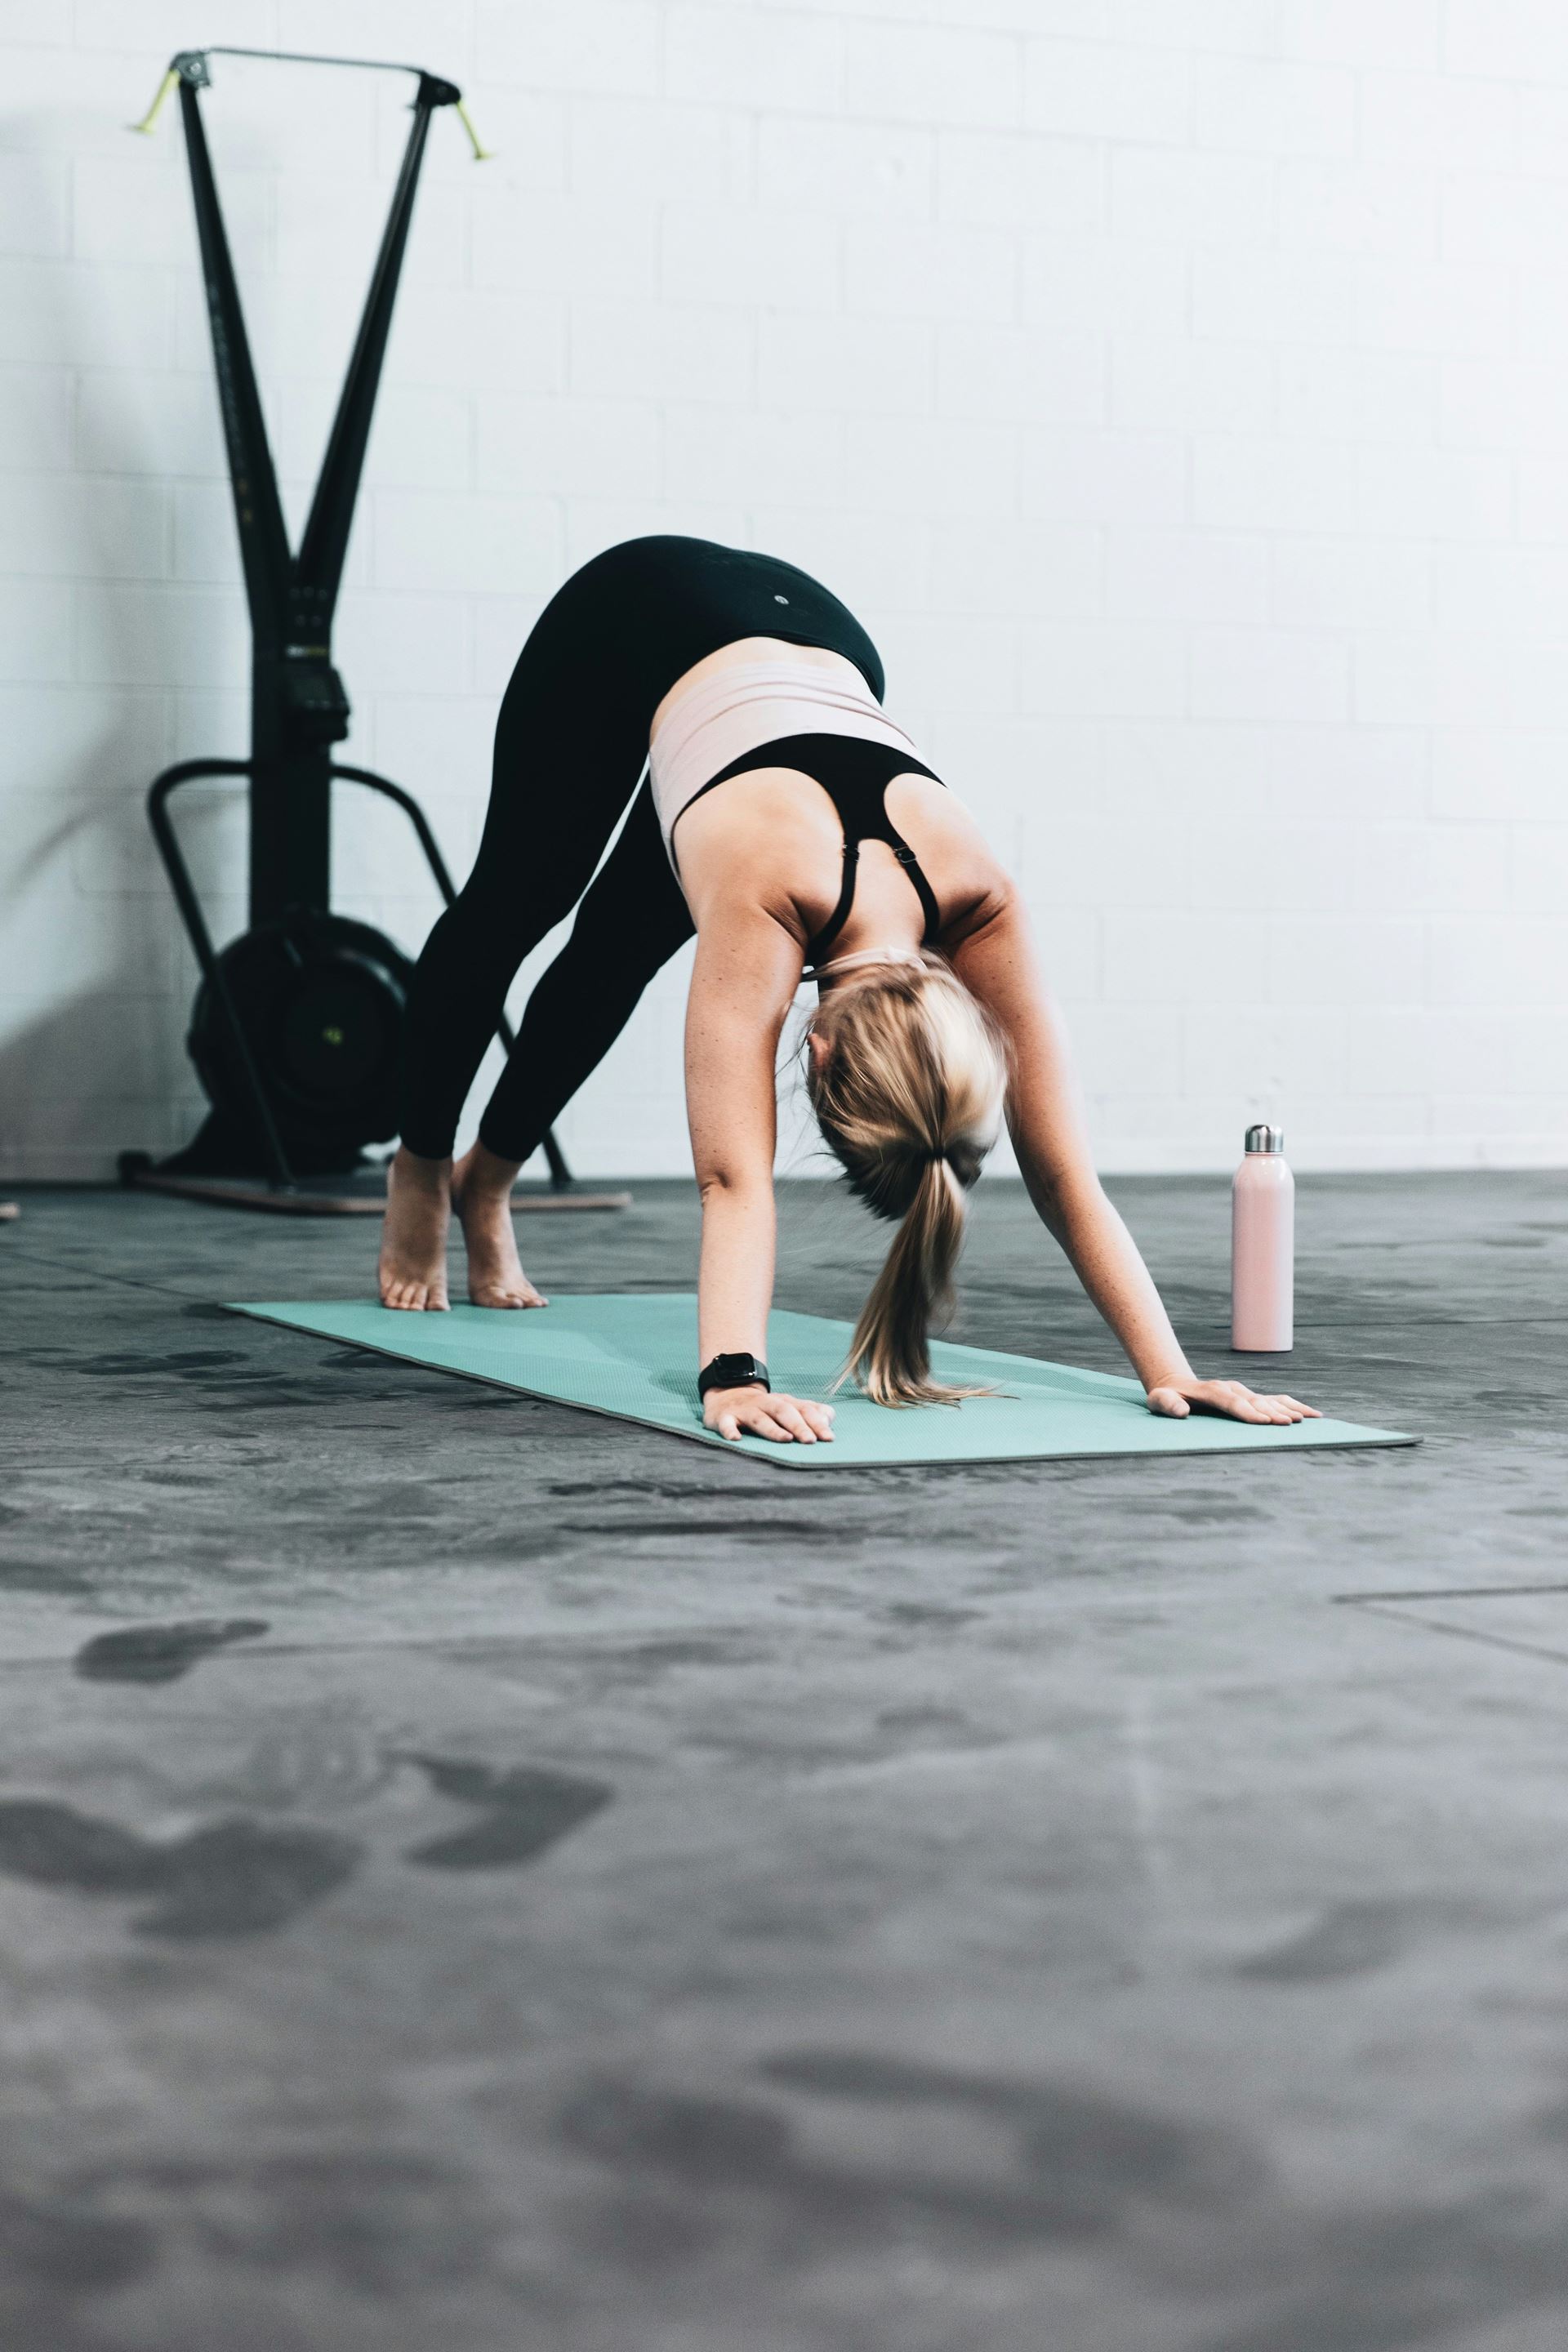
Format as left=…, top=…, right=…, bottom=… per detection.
left=127, top=47, right=492, bottom=158
left=146, top=762, right=296, bottom=1191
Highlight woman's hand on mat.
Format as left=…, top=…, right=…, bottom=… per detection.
left=703, top=1388, right=836, bottom=1445
left=1145, top=1375, right=1321, bottom=1426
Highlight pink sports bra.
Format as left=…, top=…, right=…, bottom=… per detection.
left=648, top=660, right=924, bottom=860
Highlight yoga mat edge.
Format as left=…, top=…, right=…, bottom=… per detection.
left=226, top=1295, right=1418, bottom=1470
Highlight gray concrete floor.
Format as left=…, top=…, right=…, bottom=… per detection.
left=2, top=1169, right=1566, bottom=2352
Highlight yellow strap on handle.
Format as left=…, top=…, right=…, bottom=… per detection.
left=453, top=99, right=492, bottom=161
left=127, top=65, right=180, bottom=136
left=127, top=57, right=492, bottom=158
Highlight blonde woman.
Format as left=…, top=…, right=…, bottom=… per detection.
left=381, top=534, right=1317, bottom=1445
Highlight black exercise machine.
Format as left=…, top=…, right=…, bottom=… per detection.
left=118, top=48, right=627, bottom=1215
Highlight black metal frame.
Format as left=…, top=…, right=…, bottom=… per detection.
left=149, top=759, right=569, bottom=1190
left=135, top=47, right=571, bottom=1194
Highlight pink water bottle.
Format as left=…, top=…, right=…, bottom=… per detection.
left=1232, top=1123, right=1293, bottom=1352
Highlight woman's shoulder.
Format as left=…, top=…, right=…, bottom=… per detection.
left=889, top=770, right=1013, bottom=889
left=676, top=770, right=833, bottom=929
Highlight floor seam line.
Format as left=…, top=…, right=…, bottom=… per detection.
left=0, top=1242, right=233, bottom=1306
left=1343, top=1601, right=1568, bottom=1672
left=1336, top=1583, right=1568, bottom=1603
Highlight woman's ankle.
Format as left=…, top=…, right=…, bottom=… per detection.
left=458, top=1139, right=523, bottom=1198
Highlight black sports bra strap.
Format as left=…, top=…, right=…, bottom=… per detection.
left=806, top=827, right=940, bottom=965
left=808, top=840, right=861, bottom=967
left=681, top=731, right=946, bottom=968
left=888, top=831, right=942, bottom=944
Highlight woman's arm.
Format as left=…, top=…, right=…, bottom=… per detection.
left=951, top=897, right=1317, bottom=1425
left=684, top=905, right=836, bottom=1444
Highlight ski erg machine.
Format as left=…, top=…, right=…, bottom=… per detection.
left=119, top=48, right=627, bottom=1215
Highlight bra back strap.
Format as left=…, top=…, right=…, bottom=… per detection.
left=890, top=835, right=942, bottom=944
left=806, top=839, right=860, bottom=967
left=804, top=830, right=941, bottom=966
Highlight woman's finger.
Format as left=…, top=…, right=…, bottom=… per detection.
left=745, top=1408, right=794, bottom=1443
left=775, top=1401, right=819, bottom=1444
left=1174, top=1381, right=1324, bottom=1428
left=715, top=1413, right=740, bottom=1441
left=800, top=1403, right=835, bottom=1440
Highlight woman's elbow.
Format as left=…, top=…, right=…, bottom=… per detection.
left=697, top=1163, right=770, bottom=1207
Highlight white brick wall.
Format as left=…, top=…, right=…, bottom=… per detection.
left=2, top=0, right=1566, bottom=1181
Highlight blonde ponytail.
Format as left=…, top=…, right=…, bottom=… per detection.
left=805, top=956, right=1008, bottom=1407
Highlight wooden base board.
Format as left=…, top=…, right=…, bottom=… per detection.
left=124, top=1170, right=632, bottom=1217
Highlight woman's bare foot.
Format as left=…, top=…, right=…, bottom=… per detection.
left=452, top=1141, right=548, bottom=1309
left=378, top=1146, right=452, bottom=1310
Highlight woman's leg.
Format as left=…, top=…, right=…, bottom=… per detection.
left=448, top=781, right=695, bottom=1306
left=397, top=670, right=653, bottom=1158
left=477, top=781, right=693, bottom=1164
left=381, top=572, right=655, bottom=1308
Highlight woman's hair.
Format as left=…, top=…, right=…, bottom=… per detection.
left=804, top=954, right=1009, bottom=1407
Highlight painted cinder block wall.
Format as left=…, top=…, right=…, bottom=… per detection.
left=2, top=0, right=1566, bottom=1179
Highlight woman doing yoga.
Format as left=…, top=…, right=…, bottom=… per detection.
left=381, top=534, right=1317, bottom=1445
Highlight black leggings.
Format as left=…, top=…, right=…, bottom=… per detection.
left=397, top=535, right=885, bottom=1164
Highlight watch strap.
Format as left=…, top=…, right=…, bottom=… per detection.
left=698, top=1352, right=770, bottom=1399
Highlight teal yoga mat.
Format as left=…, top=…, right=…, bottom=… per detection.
left=229, top=1294, right=1414, bottom=1468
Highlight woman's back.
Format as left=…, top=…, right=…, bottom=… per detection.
left=655, top=635, right=1008, bottom=970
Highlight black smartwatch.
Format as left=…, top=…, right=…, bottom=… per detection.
left=698, top=1352, right=770, bottom=1400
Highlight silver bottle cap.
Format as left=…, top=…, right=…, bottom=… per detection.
left=1245, top=1122, right=1284, bottom=1155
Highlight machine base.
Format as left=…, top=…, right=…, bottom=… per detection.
left=118, top=1149, right=631, bottom=1218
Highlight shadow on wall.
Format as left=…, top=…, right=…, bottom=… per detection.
left=0, top=120, right=251, bottom=1179
left=1, top=113, right=665, bottom=1181
left=0, top=81, right=492, bottom=1181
